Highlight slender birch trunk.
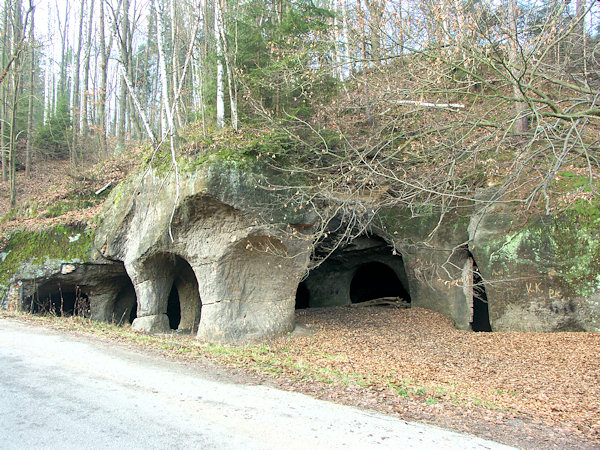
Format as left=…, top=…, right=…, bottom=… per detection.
left=117, top=0, right=130, bottom=150
left=216, top=0, right=237, bottom=131
left=153, top=0, right=176, bottom=137
left=215, top=0, right=225, bottom=129
left=25, top=5, right=34, bottom=177
left=1, top=2, right=10, bottom=181
left=9, top=0, right=24, bottom=208
left=71, top=0, right=85, bottom=160
left=82, top=0, right=94, bottom=140
left=98, top=0, right=108, bottom=157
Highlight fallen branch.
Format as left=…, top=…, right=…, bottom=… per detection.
left=350, top=297, right=411, bottom=308
left=95, top=180, right=113, bottom=196
left=396, top=100, right=465, bottom=109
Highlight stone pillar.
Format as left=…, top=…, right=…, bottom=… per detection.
left=126, top=257, right=174, bottom=334
left=175, top=275, right=201, bottom=333
left=402, top=247, right=472, bottom=330
left=89, top=284, right=121, bottom=322
left=196, top=235, right=308, bottom=343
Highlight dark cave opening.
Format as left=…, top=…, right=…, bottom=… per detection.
left=129, top=301, right=138, bottom=323
left=295, top=281, right=310, bottom=309
left=113, top=280, right=138, bottom=325
left=350, top=262, right=410, bottom=304
left=30, top=286, right=89, bottom=317
left=167, top=285, right=181, bottom=330
left=469, top=254, right=492, bottom=332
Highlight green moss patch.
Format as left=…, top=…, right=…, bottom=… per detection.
left=482, top=206, right=600, bottom=298
left=0, top=225, right=94, bottom=289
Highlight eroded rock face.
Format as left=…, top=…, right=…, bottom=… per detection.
left=5, top=161, right=599, bottom=339
left=469, top=206, right=600, bottom=332
left=9, top=258, right=134, bottom=324
left=378, top=208, right=476, bottom=331
left=95, top=162, right=313, bottom=342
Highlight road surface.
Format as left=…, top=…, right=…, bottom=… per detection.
left=0, top=318, right=513, bottom=449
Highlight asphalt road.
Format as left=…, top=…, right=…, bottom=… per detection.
left=0, top=319, right=513, bottom=449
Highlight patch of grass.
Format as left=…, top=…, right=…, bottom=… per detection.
left=0, top=311, right=515, bottom=421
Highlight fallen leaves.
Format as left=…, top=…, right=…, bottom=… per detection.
left=267, top=306, right=600, bottom=446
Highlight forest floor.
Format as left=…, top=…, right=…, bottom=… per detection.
left=2, top=307, right=599, bottom=449
left=0, top=150, right=141, bottom=234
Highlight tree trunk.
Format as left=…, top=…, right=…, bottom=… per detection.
left=340, top=0, right=351, bottom=76
left=217, top=0, right=238, bottom=131
left=1, top=1, right=10, bottom=181
left=153, top=0, right=176, bottom=138
left=98, top=0, right=108, bottom=158
left=215, top=0, right=225, bottom=129
left=25, top=5, right=34, bottom=177
left=169, top=0, right=182, bottom=129
left=508, top=0, right=528, bottom=133
left=81, top=0, right=94, bottom=140
left=9, top=0, right=24, bottom=208
left=71, top=0, right=86, bottom=163
left=117, top=0, right=130, bottom=151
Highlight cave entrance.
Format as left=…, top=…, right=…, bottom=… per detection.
left=295, top=281, right=310, bottom=309
left=299, top=236, right=411, bottom=308
left=112, top=279, right=138, bottom=325
left=166, top=255, right=202, bottom=333
left=30, top=285, right=89, bottom=317
left=468, top=253, right=491, bottom=332
left=350, top=262, right=410, bottom=304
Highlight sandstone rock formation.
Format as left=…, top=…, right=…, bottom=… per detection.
left=94, top=161, right=314, bottom=342
left=3, top=160, right=599, bottom=341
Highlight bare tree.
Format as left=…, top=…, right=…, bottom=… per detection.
left=81, top=0, right=95, bottom=140
left=71, top=0, right=86, bottom=161
left=117, top=0, right=130, bottom=150
left=24, top=2, right=34, bottom=177
left=98, top=0, right=109, bottom=157
left=215, top=0, right=225, bottom=129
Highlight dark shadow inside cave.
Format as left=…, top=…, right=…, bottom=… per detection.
left=469, top=252, right=491, bottom=332
left=295, top=281, right=310, bottom=309
left=113, top=280, right=138, bottom=325
left=167, top=285, right=181, bottom=330
left=29, top=284, right=89, bottom=317
left=160, top=254, right=202, bottom=333
left=350, top=261, right=410, bottom=304
left=299, top=235, right=412, bottom=308
left=129, top=300, right=138, bottom=323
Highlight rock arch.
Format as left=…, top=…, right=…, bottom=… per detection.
left=129, top=252, right=201, bottom=334
left=301, top=236, right=411, bottom=308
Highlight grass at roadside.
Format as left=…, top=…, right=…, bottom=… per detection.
left=0, top=310, right=473, bottom=409
left=3, top=307, right=600, bottom=447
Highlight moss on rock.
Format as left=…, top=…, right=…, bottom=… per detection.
left=0, top=225, right=94, bottom=291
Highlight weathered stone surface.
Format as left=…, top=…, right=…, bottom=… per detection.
left=95, top=161, right=313, bottom=342
left=6, top=158, right=599, bottom=339
left=378, top=208, right=475, bottom=330
left=469, top=205, right=600, bottom=332
left=132, top=314, right=170, bottom=333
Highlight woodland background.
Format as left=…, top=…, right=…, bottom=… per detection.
left=0, top=0, right=598, bottom=221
